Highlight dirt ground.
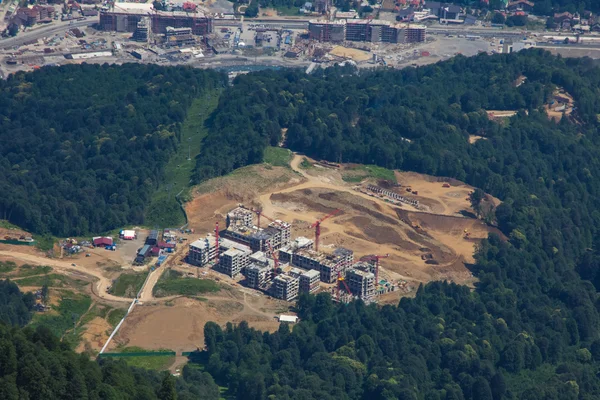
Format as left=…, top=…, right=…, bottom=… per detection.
left=112, top=293, right=282, bottom=352
left=329, top=46, right=372, bottom=62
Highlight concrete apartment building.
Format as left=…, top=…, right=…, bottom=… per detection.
left=99, top=3, right=212, bottom=35
left=226, top=206, right=254, bottom=228
left=279, top=236, right=313, bottom=264
left=292, top=247, right=354, bottom=283
left=309, top=19, right=426, bottom=44
left=299, top=269, right=320, bottom=294
left=188, top=236, right=216, bottom=266
left=218, top=246, right=252, bottom=277
left=272, top=269, right=301, bottom=301
left=246, top=263, right=273, bottom=289
left=346, top=266, right=376, bottom=302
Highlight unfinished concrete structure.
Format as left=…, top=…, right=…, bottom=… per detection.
left=308, top=20, right=346, bottom=42
left=299, top=269, right=320, bottom=294
left=272, top=269, right=301, bottom=301
left=226, top=205, right=255, bottom=228
left=346, top=263, right=376, bottom=303
left=246, top=263, right=273, bottom=289
left=279, top=236, right=313, bottom=264
left=132, top=17, right=150, bottom=42
left=292, top=247, right=354, bottom=283
left=217, top=245, right=252, bottom=278
left=99, top=3, right=212, bottom=35
left=165, top=26, right=195, bottom=47
left=188, top=235, right=217, bottom=266
left=308, top=19, right=426, bottom=44
left=224, top=219, right=291, bottom=253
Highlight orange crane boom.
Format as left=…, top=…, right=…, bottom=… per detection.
left=336, top=271, right=352, bottom=301
left=215, top=222, right=220, bottom=264
left=310, top=209, right=341, bottom=252
left=360, top=254, right=389, bottom=284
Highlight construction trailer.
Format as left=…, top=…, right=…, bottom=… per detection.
left=135, top=244, right=152, bottom=264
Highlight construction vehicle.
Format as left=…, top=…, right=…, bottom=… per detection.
left=412, top=191, right=418, bottom=195
left=442, top=183, right=451, bottom=188
left=463, top=229, right=471, bottom=239
left=406, top=187, right=412, bottom=192
left=311, top=209, right=341, bottom=252
left=360, top=254, right=390, bottom=284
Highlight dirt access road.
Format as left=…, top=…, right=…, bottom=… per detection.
left=0, top=251, right=132, bottom=304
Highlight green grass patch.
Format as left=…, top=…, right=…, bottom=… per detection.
left=0, top=261, right=16, bottom=274
left=0, top=220, right=22, bottom=230
left=271, top=5, right=300, bottom=16
left=15, top=273, right=88, bottom=289
left=111, top=271, right=147, bottom=298
left=299, top=157, right=313, bottom=169
left=146, top=90, right=221, bottom=228
left=107, top=308, right=127, bottom=327
left=264, top=146, right=292, bottom=167
left=33, top=234, right=56, bottom=251
left=30, top=291, right=92, bottom=341
left=15, top=264, right=52, bottom=277
left=342, top=164, right=397, bottom=183
left=153, top=269, right=220, bottom=298
left=117, top=346, right=176, bottom=371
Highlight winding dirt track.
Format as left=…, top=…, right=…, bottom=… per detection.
left=0, top=251, right=131, bottom=303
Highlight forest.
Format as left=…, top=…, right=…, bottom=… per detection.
left=187, top=50, right=600, bottom=399
left=0, top=63, right=225, bottom=236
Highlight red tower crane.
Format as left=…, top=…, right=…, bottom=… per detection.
left=267, top=241, right=279, bottom=274
left=360, top=254, right=390, bottom=284
left=214, top=222, right=220, bottom=265
left=311, top=209, right=341, bottom=252
left=336, top=271, right=352, bottom=301
left=253, top=209, right=282, bottom=229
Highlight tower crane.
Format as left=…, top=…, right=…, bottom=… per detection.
left=214, top=222, right=220, bottom=265
left=336, top=271, right=352, bottom=301
left=360, top=254, right=389, bottom=284
left=311, top=209, right=341, bottom=252
left=252, top=209, right=282, bottom=229
left=267, top=241, right=279, bottom=275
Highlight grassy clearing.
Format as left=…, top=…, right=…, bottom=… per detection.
left=111, top=272, right=147, bottom=298
left=0, top=261, right=16, bottom=274
left=107, top=308, right=127, bottom=327
left=299, top=157, right=313, bottom=169
left=15, top=273, right=88, bottom=289
left=271, top=5, right=300, bottom=16
left=15, top=264, right=52, bottom=277
left=264, top=146, right=292, bottom=167
left=195, top=164, right=296, bottom=196
left=342, top=164, right=397, bottom=183
left=153, top=269, right=220, bottom=297
left=30, top=291, right=92, bottom=341
left=118, top=346, right=176, bottom=371
left=146, top=90, right=221, bottom=228
left=33, top=234, right=56, bottom=251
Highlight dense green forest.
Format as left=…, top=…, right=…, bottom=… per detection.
left=187, top=50, right=600, bottom=398
left=0, top=64, right=225, bottom=236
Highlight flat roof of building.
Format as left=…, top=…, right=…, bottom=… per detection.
left=302, top=269, right=320, bottom=278
left=348, top=268, right=375, bottom=278
left=101, top=4, right=207, bottom=17
left=278, top=315, right=298, bottom=323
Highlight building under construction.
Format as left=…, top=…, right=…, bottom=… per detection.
left=223, top=206, right=291, bottom=253
left=308, top=19, right=426, bottom=44
left=346, top=262, right=376, bottom=303
left=292, top=247, right=354, bottom=283
left=99, top=3, right=212, bottom=35
left=272, top=268, right=302, bottom=301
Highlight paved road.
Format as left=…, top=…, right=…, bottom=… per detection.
left=0, top=19, right=94, bottom=49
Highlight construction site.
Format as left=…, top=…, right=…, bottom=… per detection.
left=186, top=204, right=394, bottom=304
